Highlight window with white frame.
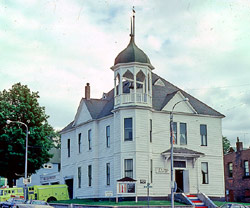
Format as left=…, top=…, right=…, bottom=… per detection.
left=124, top=118, right=133, bottom=141
left=180, top=123, right=187, bottom=145
left=88, top=165, right=92, bottom=186
left=106, top=126, right=110, bottom=148
left=200, top=124, right=207, bottom=146
left=106, top=163, right=110, bottom=185
left=150, top=119, right=152, bottom=143
left=78, top=167, right=81, bottom=188
left=228, top=162, right=233, bottom=177
left=201, top=162, right=209, bottom=184
left=244, top=161, right=249, bottom=177
left=172, top=122, right=177, bottom=144
left=67, top=139, right=70, bottom=157
left=124, top=159, right=133, bottom=178
left=88, top=129, right=92, bottom=150
left=78, top=133, right=82, bottom=153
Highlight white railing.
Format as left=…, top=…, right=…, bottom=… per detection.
left=115, top=93, right=151, bottom=106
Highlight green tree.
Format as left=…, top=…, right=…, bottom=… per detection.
left=0, top=83, right=56, bottom=187
left=223, top=136, right=231, bottom=154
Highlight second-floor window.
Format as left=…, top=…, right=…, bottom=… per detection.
left=200, top=124, right=207, bottom=146
left=228, top=162, right=233, bottom=177
left=88, top=129, right=92, bottom=150
left=201, top=162, right=209, bottom=184
left=106, top=126, right=110, bottom=148
left=124, top=118, right=133, bottom=141
left=180, top=123, right=187, bottom=145
left=124, top=159, right=133, bottom=178
left=67, top=139, right=70, bottom=157
left=88, top=165, right=92, bottom=186
left=244, top=161, right=249, bottom=177
left=173, top=122, right=177, bottom=144
left=78, top=133, right=81, bottom=153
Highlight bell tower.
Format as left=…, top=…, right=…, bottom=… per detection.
left=111, top=10, right=154, bottom=109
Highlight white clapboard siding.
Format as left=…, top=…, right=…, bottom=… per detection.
left=60, top=99, right=225, bottom=198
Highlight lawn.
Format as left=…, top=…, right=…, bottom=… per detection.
left=54, top=199, right=186, bottom=206
left=54, top=199, right=250, bottom=207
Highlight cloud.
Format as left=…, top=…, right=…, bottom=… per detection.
left=0, top=0, right=250, bottom=147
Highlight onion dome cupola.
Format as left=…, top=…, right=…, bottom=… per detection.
left=111, top=9, right=154, bottom=109
left=114, top=31, right=152, bottom=67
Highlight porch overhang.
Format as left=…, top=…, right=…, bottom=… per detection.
left=161, top=147, right=204, bottom=167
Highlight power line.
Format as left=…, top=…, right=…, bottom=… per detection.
left=185, top=83, right=250, bottom=91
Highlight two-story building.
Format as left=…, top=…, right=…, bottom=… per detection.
left=224, top=138, right=250, bottom=202
left=60, top=15, right=225, bottom=200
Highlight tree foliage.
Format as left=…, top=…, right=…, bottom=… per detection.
left=223, top=136, right=231, bottom=154
left=0, top=83, right=56, bottom=186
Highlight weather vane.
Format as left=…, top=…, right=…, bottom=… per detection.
left=130, top=6, right=135, bottom=37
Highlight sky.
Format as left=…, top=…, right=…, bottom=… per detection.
left=0, top=0, right=250, bottom=148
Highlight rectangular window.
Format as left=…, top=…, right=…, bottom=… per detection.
left=200, top=125, right=207, bottom=146
left=201, top=162, right=209, bottom=184
left=124, top=118, right=133, bottom=141
left=124, top=159, right=133, bottom=178
left=150, top=119, right=152, bottom=143
left=150, top=159, right=153, bottom=183
left=180, top=123, right=187, bottom=145
left=88, top=165, right=92, bottom=187
left=174, top=161, right=186, bottom=168
left=78, top=133, right=81, bottom=153
left=106, top=126, right=110, bottom=148
left=88, top=129, right=92, bottom=150
left=106, top=163, right=110, bottom=186
left=244, top=161, right=249, bottom=177
left=173, top=122, right=177, bottom=144
left=67, top=139, right=70, bottom=157
left=228, top=162, right=233, bottom=177
left=78, top=167, right=81, bottom=188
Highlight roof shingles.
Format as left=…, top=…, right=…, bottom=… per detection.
left=61, top=72, right=224, bottom=132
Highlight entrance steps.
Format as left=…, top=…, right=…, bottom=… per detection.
left=186, top=194, right=207, bottom=208
left=174, top=193, right=217, bottom=208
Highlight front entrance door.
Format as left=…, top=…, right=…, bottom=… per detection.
left=175, top=170, right=183, bottom=192
left=65, top=178, right=74, bottom=199
left=229, top=190, right=234, bottom=202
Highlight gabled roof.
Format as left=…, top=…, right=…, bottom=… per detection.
left=117, top=177, right=137, bottom=182
left=84, top=99, right=109, bottom=119
left=151, top=73, right=224, bottom=117
left=162, top=147, right=204, bottom=156
left=61, top=72, right=224, bottom=133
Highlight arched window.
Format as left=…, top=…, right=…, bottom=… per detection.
left=115, top=73, right=120, bottom=95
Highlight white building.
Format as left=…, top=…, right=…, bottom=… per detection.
left=16, top=148, right=61, bottom=187
left=60, top=15, right=225, bottom=200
